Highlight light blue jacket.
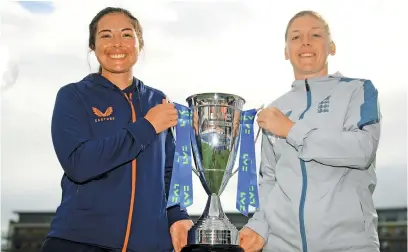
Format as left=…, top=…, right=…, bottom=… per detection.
left=245, top=72, right=381, bottom=252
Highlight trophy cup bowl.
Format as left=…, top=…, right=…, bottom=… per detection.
left=181, top=93, right=246, bottom=252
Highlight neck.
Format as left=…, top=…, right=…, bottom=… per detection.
left=101, top=70, right=133, bottom=90
left=294, top=65, right=328, bottom=80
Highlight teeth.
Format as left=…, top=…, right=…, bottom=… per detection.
left=300, top=53, right=314, bottom=57
left=109, top=54, right=126, bottom=59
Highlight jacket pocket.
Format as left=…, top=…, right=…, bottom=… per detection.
left=74, top=184, right=94, bottom=210
left=356, top=185, right=376, bottom=233
left=74, top=175, right=111, bottom=211
left=328, top=186, right=365, bottom=235
left=263, top=186, right=299, bottom=246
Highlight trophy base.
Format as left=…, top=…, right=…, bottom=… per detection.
left=181, top=244, right=244, bottom=252
left=187, top=194, right=240, bottom=245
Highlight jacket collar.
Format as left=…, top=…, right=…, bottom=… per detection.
left=291, top=71, right=343, bottom=91
left=86, top=73, right=142, bottom=93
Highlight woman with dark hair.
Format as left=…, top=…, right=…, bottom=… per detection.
left=40, top=7, right=192, bottom=252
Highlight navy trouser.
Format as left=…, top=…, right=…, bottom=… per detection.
left=40, top=237, right=112, bottom=252
left=40, top=237, right=175, bottom=252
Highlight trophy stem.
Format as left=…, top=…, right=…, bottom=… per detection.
left=202, top=193, right=225, bottom=218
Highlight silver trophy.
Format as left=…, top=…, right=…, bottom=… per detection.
left=181, top=93, right=251, bottom=252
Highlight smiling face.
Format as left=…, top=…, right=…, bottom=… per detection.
left=93, top=13, right=140, bottom=74
left=285, top=13, right=336, bottom=80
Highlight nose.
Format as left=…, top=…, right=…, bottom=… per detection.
left=112, top=35, right=123, bottom=47
left=300, top=36, right=311, bottom=47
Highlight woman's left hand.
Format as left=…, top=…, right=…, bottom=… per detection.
left=170, top=219, right=194, bottom=252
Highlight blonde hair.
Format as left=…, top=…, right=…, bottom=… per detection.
left=285, top=10, right=332, bottom=42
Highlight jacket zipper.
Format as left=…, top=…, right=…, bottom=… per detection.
left=122, top=92, right=137, bottom=252
left=298, top=79, right=311, bottom=252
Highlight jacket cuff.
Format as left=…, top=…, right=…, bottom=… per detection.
left=126, top=117, right=157, bottom=149
left=167, top=205, right=191, bottom=228
left=286, top=120, right=315, bottom=150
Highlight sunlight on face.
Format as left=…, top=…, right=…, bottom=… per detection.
left=94, top=13, right=140, bottom=74
left=285, top=15, right=335, bottom=79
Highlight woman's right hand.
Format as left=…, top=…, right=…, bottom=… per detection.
left=144, top=99, right=178, bottom=134
left=239, top=227, right=265, bottom=252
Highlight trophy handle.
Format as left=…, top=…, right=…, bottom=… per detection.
left=170, top=126, right=177, bottom=143
left=254, top=104, right=264, bottom=144
left=192, top=167, right=200, bottom=177
left=231, top=167, right=239, bottom=177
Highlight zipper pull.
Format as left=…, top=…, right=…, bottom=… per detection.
left=305, top=79, right=310, bottom=91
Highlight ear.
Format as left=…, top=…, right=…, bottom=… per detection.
left=329, top=41, right=336, bottom=56
left=284, top=46, right=289, bottom=60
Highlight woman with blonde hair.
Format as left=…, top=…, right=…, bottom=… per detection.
left=239, top=10, right=381, bottom=252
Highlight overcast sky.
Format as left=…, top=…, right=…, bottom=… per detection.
left=1, top=0, right=406, bottom=233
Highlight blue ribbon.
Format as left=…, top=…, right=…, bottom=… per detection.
left=236, top=109, right=259, bottom=216
left=167, top=103, right=193, bottom=209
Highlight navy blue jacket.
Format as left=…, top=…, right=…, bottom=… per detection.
left=48, top=74, right=190, bottom=252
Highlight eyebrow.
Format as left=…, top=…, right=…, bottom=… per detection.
left=97, top=28, right=133, bottom=34
left=290, top=27, right=323, bottom=33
